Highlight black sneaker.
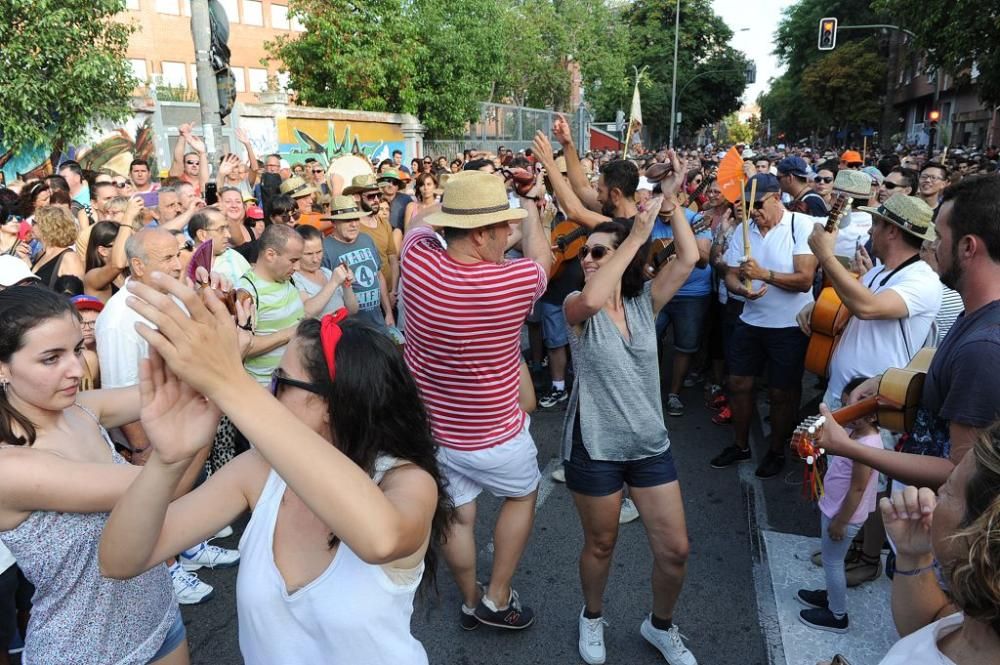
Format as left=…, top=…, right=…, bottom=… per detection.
left=474, top=588, right=535, bottom=630
left=755, top=451, right=786, bottom=479
left=460, top=580, right=487, bottom=630
left=538, top=388, right=568, bottom=409
left=798, top=607, right=848, bottom=633
left=710, top=445, right=752, bottom=468
left=795, top=589, right=829, bottom=609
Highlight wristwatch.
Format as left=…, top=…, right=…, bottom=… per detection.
left=767, top=269, right=775, bottom=283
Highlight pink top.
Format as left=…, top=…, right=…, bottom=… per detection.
left=818, top=432, right=883, bottom=524
left=401, top=227, right=546, bottom=451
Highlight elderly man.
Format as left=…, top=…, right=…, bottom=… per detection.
left=711, top=174, right=820, bottom=478
left=402, top=171, right=551, bottom=631
left=95, top=228, right=239, bottom=605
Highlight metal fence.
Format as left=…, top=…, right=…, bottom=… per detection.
left=424, top=102, right=593, bottom=158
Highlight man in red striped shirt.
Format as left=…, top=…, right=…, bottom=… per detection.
left=402, top=170, right=552, bottom=631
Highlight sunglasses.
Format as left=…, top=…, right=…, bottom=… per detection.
left=185, top=161, right=199, bottom=166
left=752, top=196, right=773, bottom=211
left=814, top=176, right=834, bottom=184
left=363, top=192, right=381, bottom=200
left=883, top=181, right=904, bottom=190
left=269, top=367, right=324, bottom=397
left=312, top=169, right=325, bottom=174
left=579, top=244, right=613, bottom=260
left=113, top=180, right=129, bottom=188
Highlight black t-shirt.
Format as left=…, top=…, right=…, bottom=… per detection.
left=388, top=193, right=414, bottom=232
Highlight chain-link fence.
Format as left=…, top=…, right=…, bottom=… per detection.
left=424, top=102, right=593, bottom=158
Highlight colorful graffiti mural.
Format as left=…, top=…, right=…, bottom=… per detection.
left=274, top=117, right=406, bottom=167
left=0, top=116, right=158, bottom=184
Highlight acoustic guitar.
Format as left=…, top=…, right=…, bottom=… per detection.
left=677, top=175, right=715, bottom=212
left=549, top=220, right=589, bottom=278
left=642, top=216, right=711, bottom=278
left=803, top=193, right=855, bottom=377
left=792, top=347, right=934, bottom=462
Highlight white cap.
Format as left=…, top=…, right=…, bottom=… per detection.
left=0, top=256, right=39, bottom=287
left=279, top=159, right=291, bottom=170
left=637, top=176, right=654, bottom=192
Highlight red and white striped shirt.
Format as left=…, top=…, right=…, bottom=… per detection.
left=402, top=227, right=546, bottom=451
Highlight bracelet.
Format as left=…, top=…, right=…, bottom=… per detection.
left=768, top=269, right=775, bottom=283
left=894, top=562, right=936, bottom=577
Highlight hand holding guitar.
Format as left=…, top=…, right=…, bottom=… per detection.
left=807, top=222, right=838, bottom=263
left=796, top=302, right=815, bottom=336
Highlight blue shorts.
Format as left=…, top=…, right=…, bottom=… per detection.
left=655, top=294, right=711, bottom=354
left=728, top=320, right=809, bottom=390
left=149, top=607, right=186, bottom=663
left=538, top=300, right=569, bottom=349
left=564, top=418, right=678, bottom=497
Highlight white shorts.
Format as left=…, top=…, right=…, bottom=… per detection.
left=437, top=418, right=541, bottom=507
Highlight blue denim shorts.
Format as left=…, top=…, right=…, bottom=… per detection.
left=655, top=294, right=712, bottom=354
left=149, top=607, right=186, bottom=663
left=538, top=299, right=569, bottom=349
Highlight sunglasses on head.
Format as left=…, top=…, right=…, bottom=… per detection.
left=579, top=244, right=613, bottom=260
left=269, top=367, right=324, bottom=397
left=814, top=176, right=834, bottom=184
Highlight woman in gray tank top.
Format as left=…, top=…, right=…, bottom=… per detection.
left=0, top=287, right=205, bottom=664
left=561, top=178, right=701, bottom=665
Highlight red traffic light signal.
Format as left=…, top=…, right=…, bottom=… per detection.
left=818, top=17, right=838, bottom=51
left=928, top=110, right=941, bottom=123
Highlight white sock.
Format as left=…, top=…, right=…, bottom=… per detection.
left=552, top=380, right=565, bottom=391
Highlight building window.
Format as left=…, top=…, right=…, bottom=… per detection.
left=248, top=67, right=269, bottom=92
left=190, top=64, right=199, bottom=88
left=181, top=0, right=190, bottom=15
left=126, top=0, right=141, bottom=9
left=161, top=61, right=189, bottom=88
left=277, top=71, right=290, bottom=91
left=290, top=13, right=305, bottom=31
left=130, top=59, right=148, bottom=84
left=271, top=3, right=290, bottom=29
left=233, top=67, right=246, bottom=93
left=155, top=0, right=179, bottom=14
left=243, top=0, right=263, bottom=26
left=219, top=0, right=239, bottom=22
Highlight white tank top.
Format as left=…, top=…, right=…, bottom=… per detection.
left=236, top=464, right=428, bottom=665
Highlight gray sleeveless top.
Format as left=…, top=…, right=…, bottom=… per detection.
left=0, top=405, right=176, bottom=665
left=561, top=282, right=671, bottom=461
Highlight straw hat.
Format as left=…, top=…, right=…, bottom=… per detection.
left=322, top=195, right=366, bottom=222
left=858, top=194, right=936, bottom=241
left=342, top=173, right=380, bottom=196
left=279, top=176, right=317, bottom=199
left=424, top=171, right=527, bottom=229
left=832, top=170, right=872, bottom=198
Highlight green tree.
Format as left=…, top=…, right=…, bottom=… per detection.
left=0, top=0, right=137, bottom=149
left=874, top=0, right=1000, bottom=108
left=723, top=112, right=754, bottom=144
left=799, top=40, right=884, bottom=131
left=623, top=0, right=749, bottom=145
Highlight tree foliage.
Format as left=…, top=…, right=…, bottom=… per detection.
left=874, top=0, right=1000, bottom=108
left=0, top=0, right=137, bottom=149
left=800, top=40, right=884, bottom=129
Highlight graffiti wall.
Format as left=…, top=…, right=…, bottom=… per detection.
left=0, top=114, right=158, bottom=184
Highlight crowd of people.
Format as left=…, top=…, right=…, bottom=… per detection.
left=0, top=112, right=998, bottom=665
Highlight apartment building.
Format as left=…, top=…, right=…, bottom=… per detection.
left=123, top=0, right=302, bottom=103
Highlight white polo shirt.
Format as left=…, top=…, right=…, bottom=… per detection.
left=828, top=258, right=941, bottom=397
left=96, top=279, right=148, bottom=389
left=725, top=210, right=819, bottom=329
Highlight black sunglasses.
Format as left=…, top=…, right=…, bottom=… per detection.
left=185, top=160, right=199, bottom=166
left=113, top=180, right=129, bottom=187
left=579, top=244, right=612, bottom=260
left=883, top=181, right=904, bottom=190
left=814, top=176, right=834, bottom=184
left=269, top=368, right=324, bottom=397
left=752, top=196, right=773, bottom=211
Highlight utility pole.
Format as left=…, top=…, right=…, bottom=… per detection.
left=668, top=0, right=681, bottom=148
left=191, top=0, right=223, bottom=169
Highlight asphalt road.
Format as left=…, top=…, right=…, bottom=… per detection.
left=181, top=367, right=822, bottom=665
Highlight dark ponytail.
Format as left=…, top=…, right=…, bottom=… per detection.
left=0, top=285, right=77, bottom=446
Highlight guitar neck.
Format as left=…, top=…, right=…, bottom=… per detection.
left=824, top=194, right=853, bottom=233
left=828, top=395, right=879, bottom=425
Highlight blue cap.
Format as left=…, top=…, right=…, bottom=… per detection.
left=744, top=174, right=780, bottom=201
left=776, top=156, right=810, bottom=178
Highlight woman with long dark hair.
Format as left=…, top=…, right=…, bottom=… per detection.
left=99, top=278, right=452, bottom=664
left=83, top=221, right=131, bottom=302
left=561, top=155, right=700, bottom=665
left=0, top=286, right=207, bottom=664
left=15, top=181, right=50, bottom=221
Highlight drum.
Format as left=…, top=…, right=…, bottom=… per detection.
left=326, top=154, right=375, bottom=197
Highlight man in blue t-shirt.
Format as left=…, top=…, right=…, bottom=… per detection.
left=652, top=200, right=713, bottom=416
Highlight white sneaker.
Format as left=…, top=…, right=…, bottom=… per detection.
left=578, top=607, right=608, bottom=664
left=179, top=541, right=240, bottom=572
left=213, top=524, right=234, bottom=539
left=640, top=615, right=697, bottom=665
left=551, top=466, right=566, bottom=483
left=169, top=563, right=214, bottom=605
left=619, top=498, right=640, bottom=524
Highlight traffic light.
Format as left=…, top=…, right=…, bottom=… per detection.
left=928, top=109, right=941, bottom=124
left=818, top=17, right=838, bottom=51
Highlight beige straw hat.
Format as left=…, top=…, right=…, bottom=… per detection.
left=342, top=174, right=380, bottom=196
left=424, top=171, right=527, bottom=229
left=322, top=195, right=366, bottom=221
left=832, top=170, right=872, bottom=198
left=858, top=194, right=936, bottom=241
left=279, top=176, right=318, bottom=199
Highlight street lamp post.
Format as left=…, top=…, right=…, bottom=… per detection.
left=668, top=0, right=681, bottom=149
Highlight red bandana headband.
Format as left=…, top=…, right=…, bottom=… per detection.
left=319, top=308, right=350, bottom=380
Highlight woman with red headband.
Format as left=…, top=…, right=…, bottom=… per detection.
left=97, top=279, right=451, bottom=664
